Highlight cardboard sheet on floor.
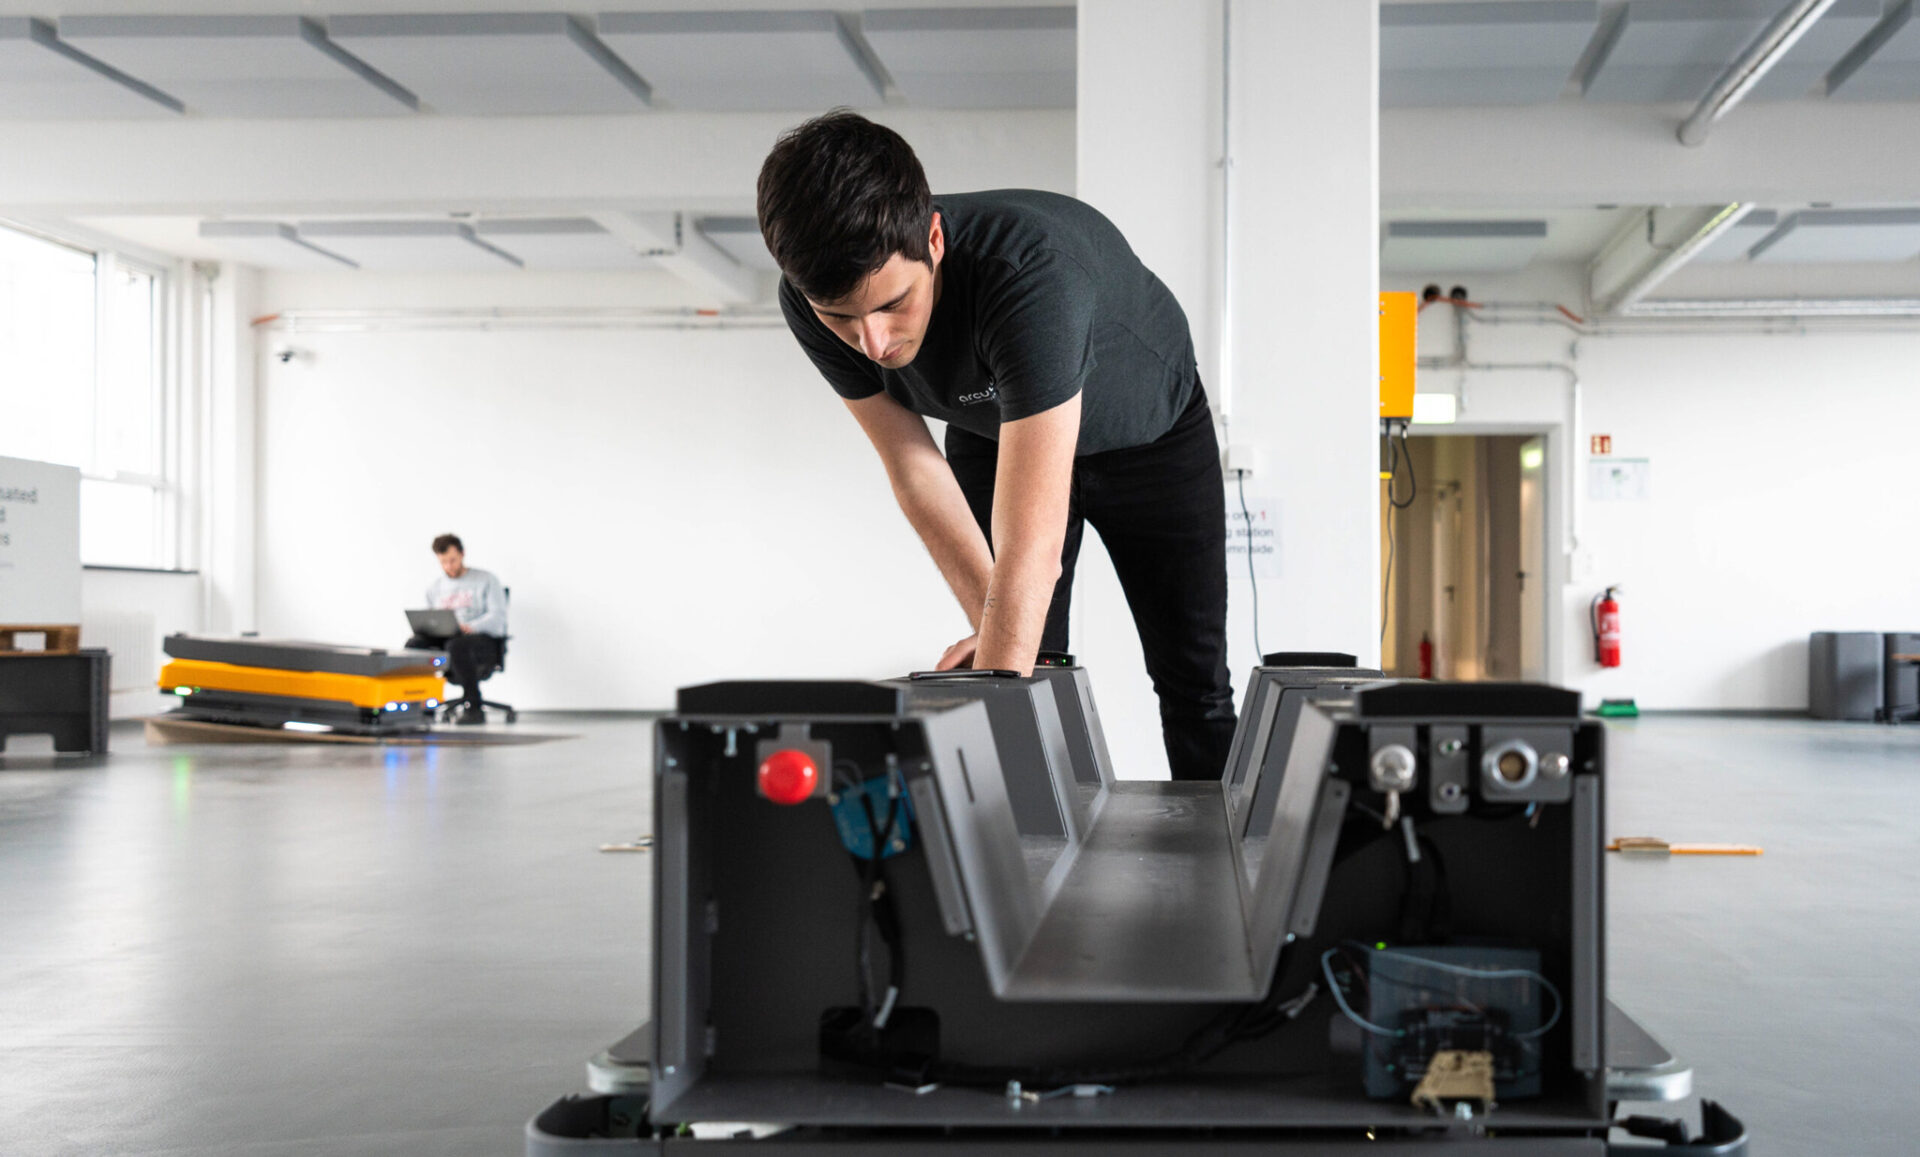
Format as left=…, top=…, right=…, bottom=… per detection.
left=142, top=716, right=573, bottom=747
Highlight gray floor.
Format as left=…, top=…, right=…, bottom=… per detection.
left=1, top=713, right=1914, bottom=1155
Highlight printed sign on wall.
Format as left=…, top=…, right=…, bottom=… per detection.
left=1227, top=493, right=1280, bottom=579
left=1588, top=457, right=1651, bottom=502
left=0, top=456, right=83, bottom=623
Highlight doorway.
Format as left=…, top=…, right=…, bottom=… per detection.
left=1381, top=433, right=1548, bottom=681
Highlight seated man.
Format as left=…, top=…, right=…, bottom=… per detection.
left=406, top=533, right=508, bottom=725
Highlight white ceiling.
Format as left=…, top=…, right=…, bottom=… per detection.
left=59, top=15, right=418, bottom=117
left=1383, top=0, right=1919, bottom=108
left=0, top=4, right=1076, bottom=117
left=1384, top=202, right=1920, bottom=280
left=0, top=16, right=179, bottom=115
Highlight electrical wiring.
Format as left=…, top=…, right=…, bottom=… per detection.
left=1235, top=468, right=1263, bottom=659
left=1321, top=947, right=1402, bottom=1037
left=837, top=760, right=905, bottom=1034
left=1380, top=420, right=1417, bottom=645
left=1322, top=943, right=1564, bottom=1042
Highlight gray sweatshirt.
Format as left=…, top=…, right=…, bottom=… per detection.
left=426, top=567, right=508, bottom=637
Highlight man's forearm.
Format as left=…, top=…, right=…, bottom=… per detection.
left=890, top=458, right=995, bottom=631
left=972, top=548, right=1060, bottom=674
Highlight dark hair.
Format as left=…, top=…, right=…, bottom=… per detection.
left=432, top=533, right=463, bottom=555
left=756, top=110, right=933, bottom=303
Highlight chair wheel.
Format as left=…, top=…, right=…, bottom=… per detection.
left=505, top=710, right=518, bottom=724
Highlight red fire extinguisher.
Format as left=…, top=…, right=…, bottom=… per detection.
left=1592, top=586, right=1622, bottom=668
left=1418, top=632, right=1434, bottom=679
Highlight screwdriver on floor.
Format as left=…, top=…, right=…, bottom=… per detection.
left=1607, top=837, right=1763, bottom=856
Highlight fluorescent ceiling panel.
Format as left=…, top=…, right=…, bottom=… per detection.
left=1744, top=0, right=1885, bottom=99
left=1381, top=1, right=1599, bottom=107
left=199, top=221, right=358, bottom=270
left=59, top=15, right=415, bottom=117
left=1749, top=209, right=1920, bottom=263
left=328, top=13, right=650, bottom=115
left=861, top=7, right=1074, bottom=108
left=596, top=10, right=880, bottom=110
left=1828, top=1, right=1920, bottom=100
left=1381, top=220, right=1549, bottom=273
left=698, top=216, right=779, bottom=272
left=1688, top=209, right=1780, bottom=262
left=1585, top=0, right=1781, bottom=103
left=296, top=221, right=523, bottom=271
left=472, top=218, right=657, bottom=270
left=0, top=18, right=181, bottom=117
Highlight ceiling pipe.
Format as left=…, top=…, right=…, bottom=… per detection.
left=1677, top=0, right=1836, bottom=147
left=1622, top=296, right=1920, bottom=318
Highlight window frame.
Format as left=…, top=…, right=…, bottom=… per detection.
left=0, top=218, right=185, bottom=571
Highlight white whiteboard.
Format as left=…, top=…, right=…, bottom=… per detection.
left=0, top=455, right=82, bottom=624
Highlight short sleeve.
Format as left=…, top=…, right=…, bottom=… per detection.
left=975, top=251, right=1097, bottom=423
left=779, top=278, right=884, bottom=401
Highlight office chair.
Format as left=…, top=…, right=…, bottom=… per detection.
left=440, top=587, right=517, bottom=725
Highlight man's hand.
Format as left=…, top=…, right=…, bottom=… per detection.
left=935, top=633, right=979, bottom=671
left=458, top=622, right=473, bottom=634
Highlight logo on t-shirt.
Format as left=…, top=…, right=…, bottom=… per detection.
left=957, top=381, right=999, bottom=406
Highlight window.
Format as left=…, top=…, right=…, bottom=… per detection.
left=0, top=222, right=174, bottom=569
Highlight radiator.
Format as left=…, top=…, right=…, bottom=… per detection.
left=81, top=610, right=156, bottom=695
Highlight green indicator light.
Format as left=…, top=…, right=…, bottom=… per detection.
left=1375, top=941, right=1387, bottom=950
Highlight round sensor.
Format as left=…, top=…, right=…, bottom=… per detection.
left=1481, top=739, right=1539, bottom=791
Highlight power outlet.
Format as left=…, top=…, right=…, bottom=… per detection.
left=1223, top=443, right=1263, bottom=477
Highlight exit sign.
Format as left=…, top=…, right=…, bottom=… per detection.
left=1591, top=435, right=1612, bottom=455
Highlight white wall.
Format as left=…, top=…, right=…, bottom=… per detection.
left=1401, top=268, right=1920, bottom=709
left=253, top=275, right=959, bottom=710
left=1073, top=1, right=1379, bottom=777
left=80, top=566, right=202, bottom=719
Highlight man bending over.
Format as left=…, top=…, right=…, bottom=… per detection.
left=757, top=111, right=1236, bottom=780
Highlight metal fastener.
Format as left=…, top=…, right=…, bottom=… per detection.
left=1370, top=744, right=1418, bottom=793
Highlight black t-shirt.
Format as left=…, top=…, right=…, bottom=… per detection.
left=779, top=189, right=1199, bottom=456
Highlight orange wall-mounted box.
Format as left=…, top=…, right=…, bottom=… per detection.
left=1379, top=291, right=1417, bottom=421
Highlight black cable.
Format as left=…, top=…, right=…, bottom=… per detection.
left=852, top=781, right=904, bottom=1035
left=1236, top=469, right=1263, bottom=660
left=1381, top=501, right=1395, bottom=646
left=1380, top=422, right=1416, bottom=646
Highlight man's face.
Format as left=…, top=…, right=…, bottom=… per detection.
left=806, top=214, right=945, bottom=370
left=437, top=548, right=465, bottom=578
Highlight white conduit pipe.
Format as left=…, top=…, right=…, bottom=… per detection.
left=252, top=307, right=785, bottom=334
left=1216, top=0, right=1235, bottom=427
left=1678, top=0, right=1836, bottom=146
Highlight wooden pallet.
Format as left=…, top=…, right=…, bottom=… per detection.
left=0, top=624, right=81, bottom=654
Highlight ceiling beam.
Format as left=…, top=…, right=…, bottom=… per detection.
left=1589, top=203, right=1750, bottom=315
left=591, top=210, right=757, bottom=305
left=0, top=108, right=1075, bottom=218
left=1382, top=101, right=1920, bottom=209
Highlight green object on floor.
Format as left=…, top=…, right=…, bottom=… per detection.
left=1595, top=698, right=1639, bottom=718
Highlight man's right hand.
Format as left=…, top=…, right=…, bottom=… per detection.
left=935, top=633, right=979, bottom=671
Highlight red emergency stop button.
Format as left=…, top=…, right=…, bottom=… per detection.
left=757, top=748, right=819, bottom=805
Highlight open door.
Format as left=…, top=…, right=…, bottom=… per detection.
left=1383, top=433, right=1550, bottom=682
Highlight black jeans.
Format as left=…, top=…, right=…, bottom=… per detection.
left=406, top=632, right=502, bottom=707
left=944, top=386, right=1237, bottom=781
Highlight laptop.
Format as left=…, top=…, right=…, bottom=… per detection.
left=405, top=608, right=461, bottom=640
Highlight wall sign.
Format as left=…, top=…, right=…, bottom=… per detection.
left=1590, top=434, right=1612, bottom=455
left=1588, top=457, right=1650, bottom=502
left=1227, top=492, right=1280, bottom=579
left=0, top=456, right=83, bottom=624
